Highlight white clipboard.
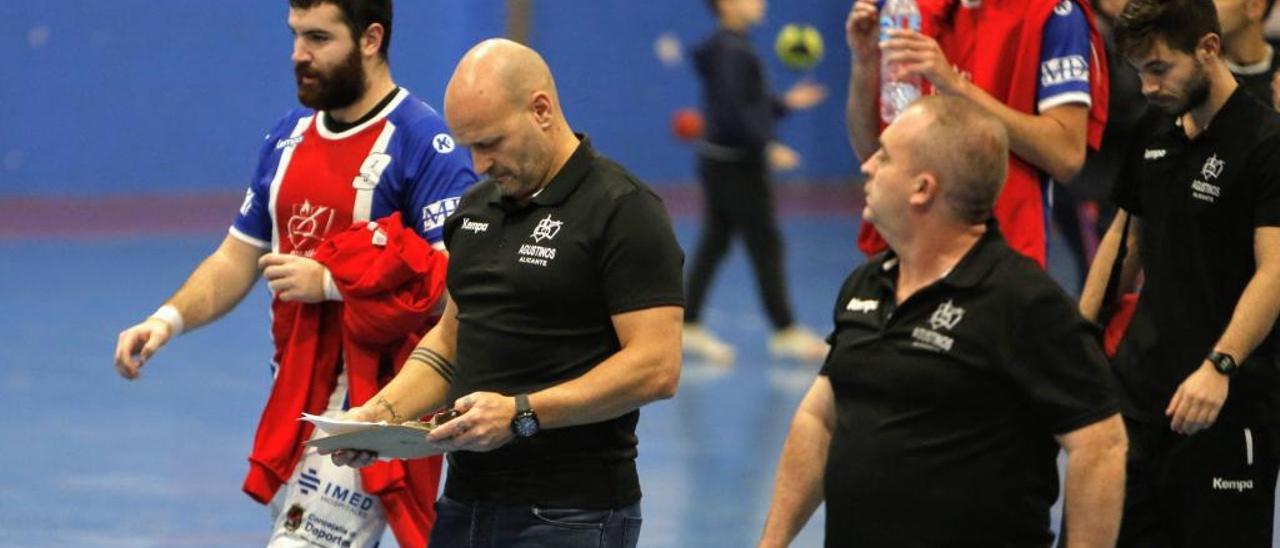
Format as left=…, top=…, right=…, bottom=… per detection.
left=301, top=413, right=448, bottom=460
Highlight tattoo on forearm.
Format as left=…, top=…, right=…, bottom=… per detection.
left=374, top=395, right=402, bottom=423
left=408, top=348, right=456, bottom=384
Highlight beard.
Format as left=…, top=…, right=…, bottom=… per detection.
left=295, top=47, right=366, bottom=112
left=1152, top=62, right=1211, bottom=115
left=1183, top=68, right=1212, bottom=113
left=492, top=135, right=552, bottom=201
left=492, top=168, right=537, bottom=201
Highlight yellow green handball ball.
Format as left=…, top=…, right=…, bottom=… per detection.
left=775, top=23, right=824, bottom=71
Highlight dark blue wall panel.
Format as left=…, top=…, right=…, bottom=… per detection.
left=0, top=1, right=505, bottom=196
left=0, top=1, right=855, bottom=197
left=529, top=1, right=857, bottom=185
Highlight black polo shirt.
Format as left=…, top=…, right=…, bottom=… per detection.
left=1111, top=88, right=1280, bottom=426
left=821, top=226, right=1119, bottom=547
left=440, top=136, right=684, bottom=508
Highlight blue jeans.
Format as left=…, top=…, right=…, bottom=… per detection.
left=428, top=495, right=642, bottom=548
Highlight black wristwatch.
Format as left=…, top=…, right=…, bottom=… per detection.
left=510, top=393, right=540, bottom=438
left=1208, top=351, right=1239, bottom=377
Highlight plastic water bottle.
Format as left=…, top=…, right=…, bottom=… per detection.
left=879, top=0, right=922, bottom=123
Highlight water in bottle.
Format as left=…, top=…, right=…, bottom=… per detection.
left=879, top=0, right=922, bottom=123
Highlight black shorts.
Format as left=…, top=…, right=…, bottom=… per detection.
left=1118, top=417, right=1280, bottom=547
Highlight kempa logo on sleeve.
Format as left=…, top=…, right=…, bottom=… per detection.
left=846, top=298, right=879, bottom=313
left=460, top=217, right=489, bottom=234
left=1212, top=477, right=1254, bottom=492
left=276, top=135, right=304, bottom=150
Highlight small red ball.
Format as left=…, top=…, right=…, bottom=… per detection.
left=671, top=108, right=704, bottom=141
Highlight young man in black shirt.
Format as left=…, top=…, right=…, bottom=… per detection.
left=326, top=39, right=685, bottom=547
left=1081, top=1, right=1280, bottom=545
left=760, top=95, right=1126, bottom=548
left=682, top=0, right=829, bottom=364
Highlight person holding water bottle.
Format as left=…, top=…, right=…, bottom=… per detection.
left=845, top=0, right=1111, bottom=269
left=877, top=0, right=923, bottom=122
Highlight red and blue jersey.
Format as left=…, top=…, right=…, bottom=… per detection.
left=896, top=0, right=1095, bottom=112
left=860, top=0, right=1109, bottom=266
left=230, top=88, right=476, bottom=256
left=1037, top=0, right=1094, bottom=113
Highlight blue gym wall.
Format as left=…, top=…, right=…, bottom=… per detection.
left=0, top=1, right=856, bottom=197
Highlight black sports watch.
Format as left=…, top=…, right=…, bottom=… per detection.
left=510, top=393, right=540, bottom=438
left=1208, top=351, right=1239, bottom=377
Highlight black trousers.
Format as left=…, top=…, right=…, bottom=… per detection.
left=1117, top=417, right=1279, bottom=547
left=684, top=156, right=793, bottom=330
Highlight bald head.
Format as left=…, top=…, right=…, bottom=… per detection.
left=443, top=39, right=578, bottom=203
left=446, top=38, right=559, bottom=118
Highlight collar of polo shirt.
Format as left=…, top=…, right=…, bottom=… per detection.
left=875, top=220, right=1006, bottom=290
left=491, top=133, right=595, bottom=209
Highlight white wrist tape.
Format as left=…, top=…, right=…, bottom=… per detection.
left=323, top=268, right=343, bottom=301
left=149, top=304, right=185, bottom=336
